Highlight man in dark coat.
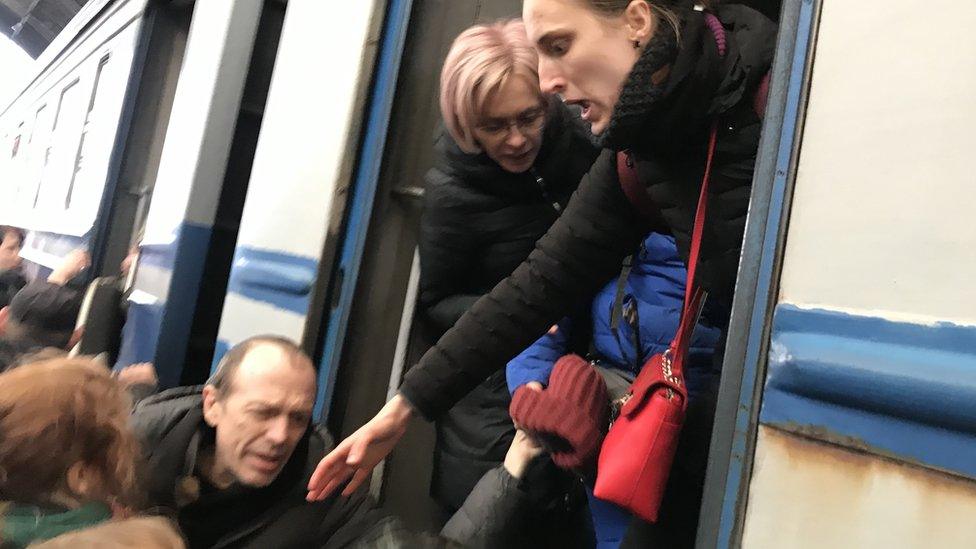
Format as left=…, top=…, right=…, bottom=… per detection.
left=132, top=335, right=545, bottom=548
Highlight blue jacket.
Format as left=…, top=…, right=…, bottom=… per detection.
left=507, top=233, right=721, bottom=400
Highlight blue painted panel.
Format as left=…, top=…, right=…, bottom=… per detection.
left=313, top=0, right=414, bottom=419
left=226, top=247, right=317, bottom=315
left=140, top=236, right=180, bottom=269
left=211, top=338, right=231, bottom=373
left=114, top=299, right=164, bottom=370
left=762, top=304, right=976, bottom=479
left=116, top=221, right=212, bottom=388
left=152, top=222, right=211, bottom=387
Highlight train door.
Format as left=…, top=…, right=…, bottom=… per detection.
left=311, top=0, right=523, bottom=530
left=699, top=1, right=976, bottom=547
left=123, top=0, right=284, bottom=386
left=212, top=1, right=387, bottom=374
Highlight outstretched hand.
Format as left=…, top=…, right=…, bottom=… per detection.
left=48, top=249, right=91, bottom=285
left=306, top=393, right=414, bottom=501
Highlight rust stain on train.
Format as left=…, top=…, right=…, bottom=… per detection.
left=760, top=424, right=976, bottom=510
left=741, top=426, right=976, bottom=548
left=765, top=421, right=974, bottom=485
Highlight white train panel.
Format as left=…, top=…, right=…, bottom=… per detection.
left=215, top=0, right=386, bottom=354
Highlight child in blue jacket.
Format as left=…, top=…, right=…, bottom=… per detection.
left=506, top=231, right=721, bottom=548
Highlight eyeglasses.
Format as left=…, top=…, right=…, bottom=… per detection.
left=476, top=107, right=546, bottom=139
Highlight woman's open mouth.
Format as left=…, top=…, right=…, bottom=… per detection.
left=567, top=98, right=593, bottom=121
left=507, top=149, right=534, bottom=163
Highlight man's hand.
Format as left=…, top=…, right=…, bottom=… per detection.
left=48, top=250, right=91, bottom=285
left=306, top=393, right=414, bottom=501
left=503, top=429, right=544, bottom=479
left=115, top=362, right=158, bottom=388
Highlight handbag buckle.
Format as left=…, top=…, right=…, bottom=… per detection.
left=661, top=350, right=681, bottom=401
left=661, top=350, right=682, bottom=386
left=609, top=392, right=632, bottom=428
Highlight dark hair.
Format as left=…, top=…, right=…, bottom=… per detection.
left=207, top=335, right=314, bottom=397
left=0, top=358, right=141, bottom=508
left=3, top=316, right=74, bottom=349
left=581, top=0, right=694, bottom=41
left=583, top=0, right=712, bottom=14
left=0, top=225, right=25, bottom=247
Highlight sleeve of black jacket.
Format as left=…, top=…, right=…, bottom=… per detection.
left=417, top=164, right=483, bottom=332
left=440, top=466, right=533, bottom=548
left=400, top=150, right=651, bottom=419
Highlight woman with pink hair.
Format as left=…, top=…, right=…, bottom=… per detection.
left=418, top=19, right=598, bottom=542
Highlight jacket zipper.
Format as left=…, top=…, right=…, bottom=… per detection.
left=531, top=169, right=562, bottom=213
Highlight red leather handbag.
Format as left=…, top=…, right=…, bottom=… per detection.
left=593, top=120, right=717, bottom=523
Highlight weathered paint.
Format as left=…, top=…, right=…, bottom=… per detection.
left=777, top=0, right=976, bottom=327
left=761, top=304, right=976, bottom=480
left=736, top=0, right=976, bottom=545
left=742, top=427, right=976, bottom=548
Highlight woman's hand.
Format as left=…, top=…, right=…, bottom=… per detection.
left=503, top=429, right=544, bottom=479
left=306, top=393, right=414, bottom=500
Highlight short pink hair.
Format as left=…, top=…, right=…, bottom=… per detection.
left=439, top=19, right=541, bottom=154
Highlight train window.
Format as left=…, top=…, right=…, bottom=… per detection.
left=20, top=104, right=53, bottom=209
left=9, top=127, right=21, bottom=159
left=0, top=124, right=24, bottom=220
left=65, top=55, right=111, bottom=210
left=36, top=79, right=87, bottom=210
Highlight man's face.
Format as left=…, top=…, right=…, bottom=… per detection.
left=0, top=230, right=23, bottom=271
left=203, top=344, right=317, bottom=488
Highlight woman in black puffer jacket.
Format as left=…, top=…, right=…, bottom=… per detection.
left=311, top=2, right=776, bottom=546
left=419, top=19, right=598, bottom=537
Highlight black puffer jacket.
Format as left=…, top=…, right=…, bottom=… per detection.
left=420, top=97, right=599, bottom=330
left=401, top=6, right=776, bottom=419
left=420, top=98, right=598, bottom=509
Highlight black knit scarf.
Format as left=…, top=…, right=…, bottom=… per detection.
left=598, top=20, right=679, bottom=151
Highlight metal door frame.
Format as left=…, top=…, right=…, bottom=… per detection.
left=696, top=0, right=823, bottom=546
left=312, top=0, right=415, bottom=419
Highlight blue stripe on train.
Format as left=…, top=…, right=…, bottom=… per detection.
left=761, top=304, right=976, bottom=480
left=225, top=246, right=318, bottom=316
left=211, top=338, right=231, bottom=374
left=116, top=222, right=212, bottom=388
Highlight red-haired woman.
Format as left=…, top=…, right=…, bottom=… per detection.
left=0, top=358, right=182, bottom=547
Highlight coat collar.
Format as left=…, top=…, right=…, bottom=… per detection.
left=600, top=6, right=777, bottom=155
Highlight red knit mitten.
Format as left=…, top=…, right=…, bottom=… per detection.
left=510, top=354, right=609, bottom=471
